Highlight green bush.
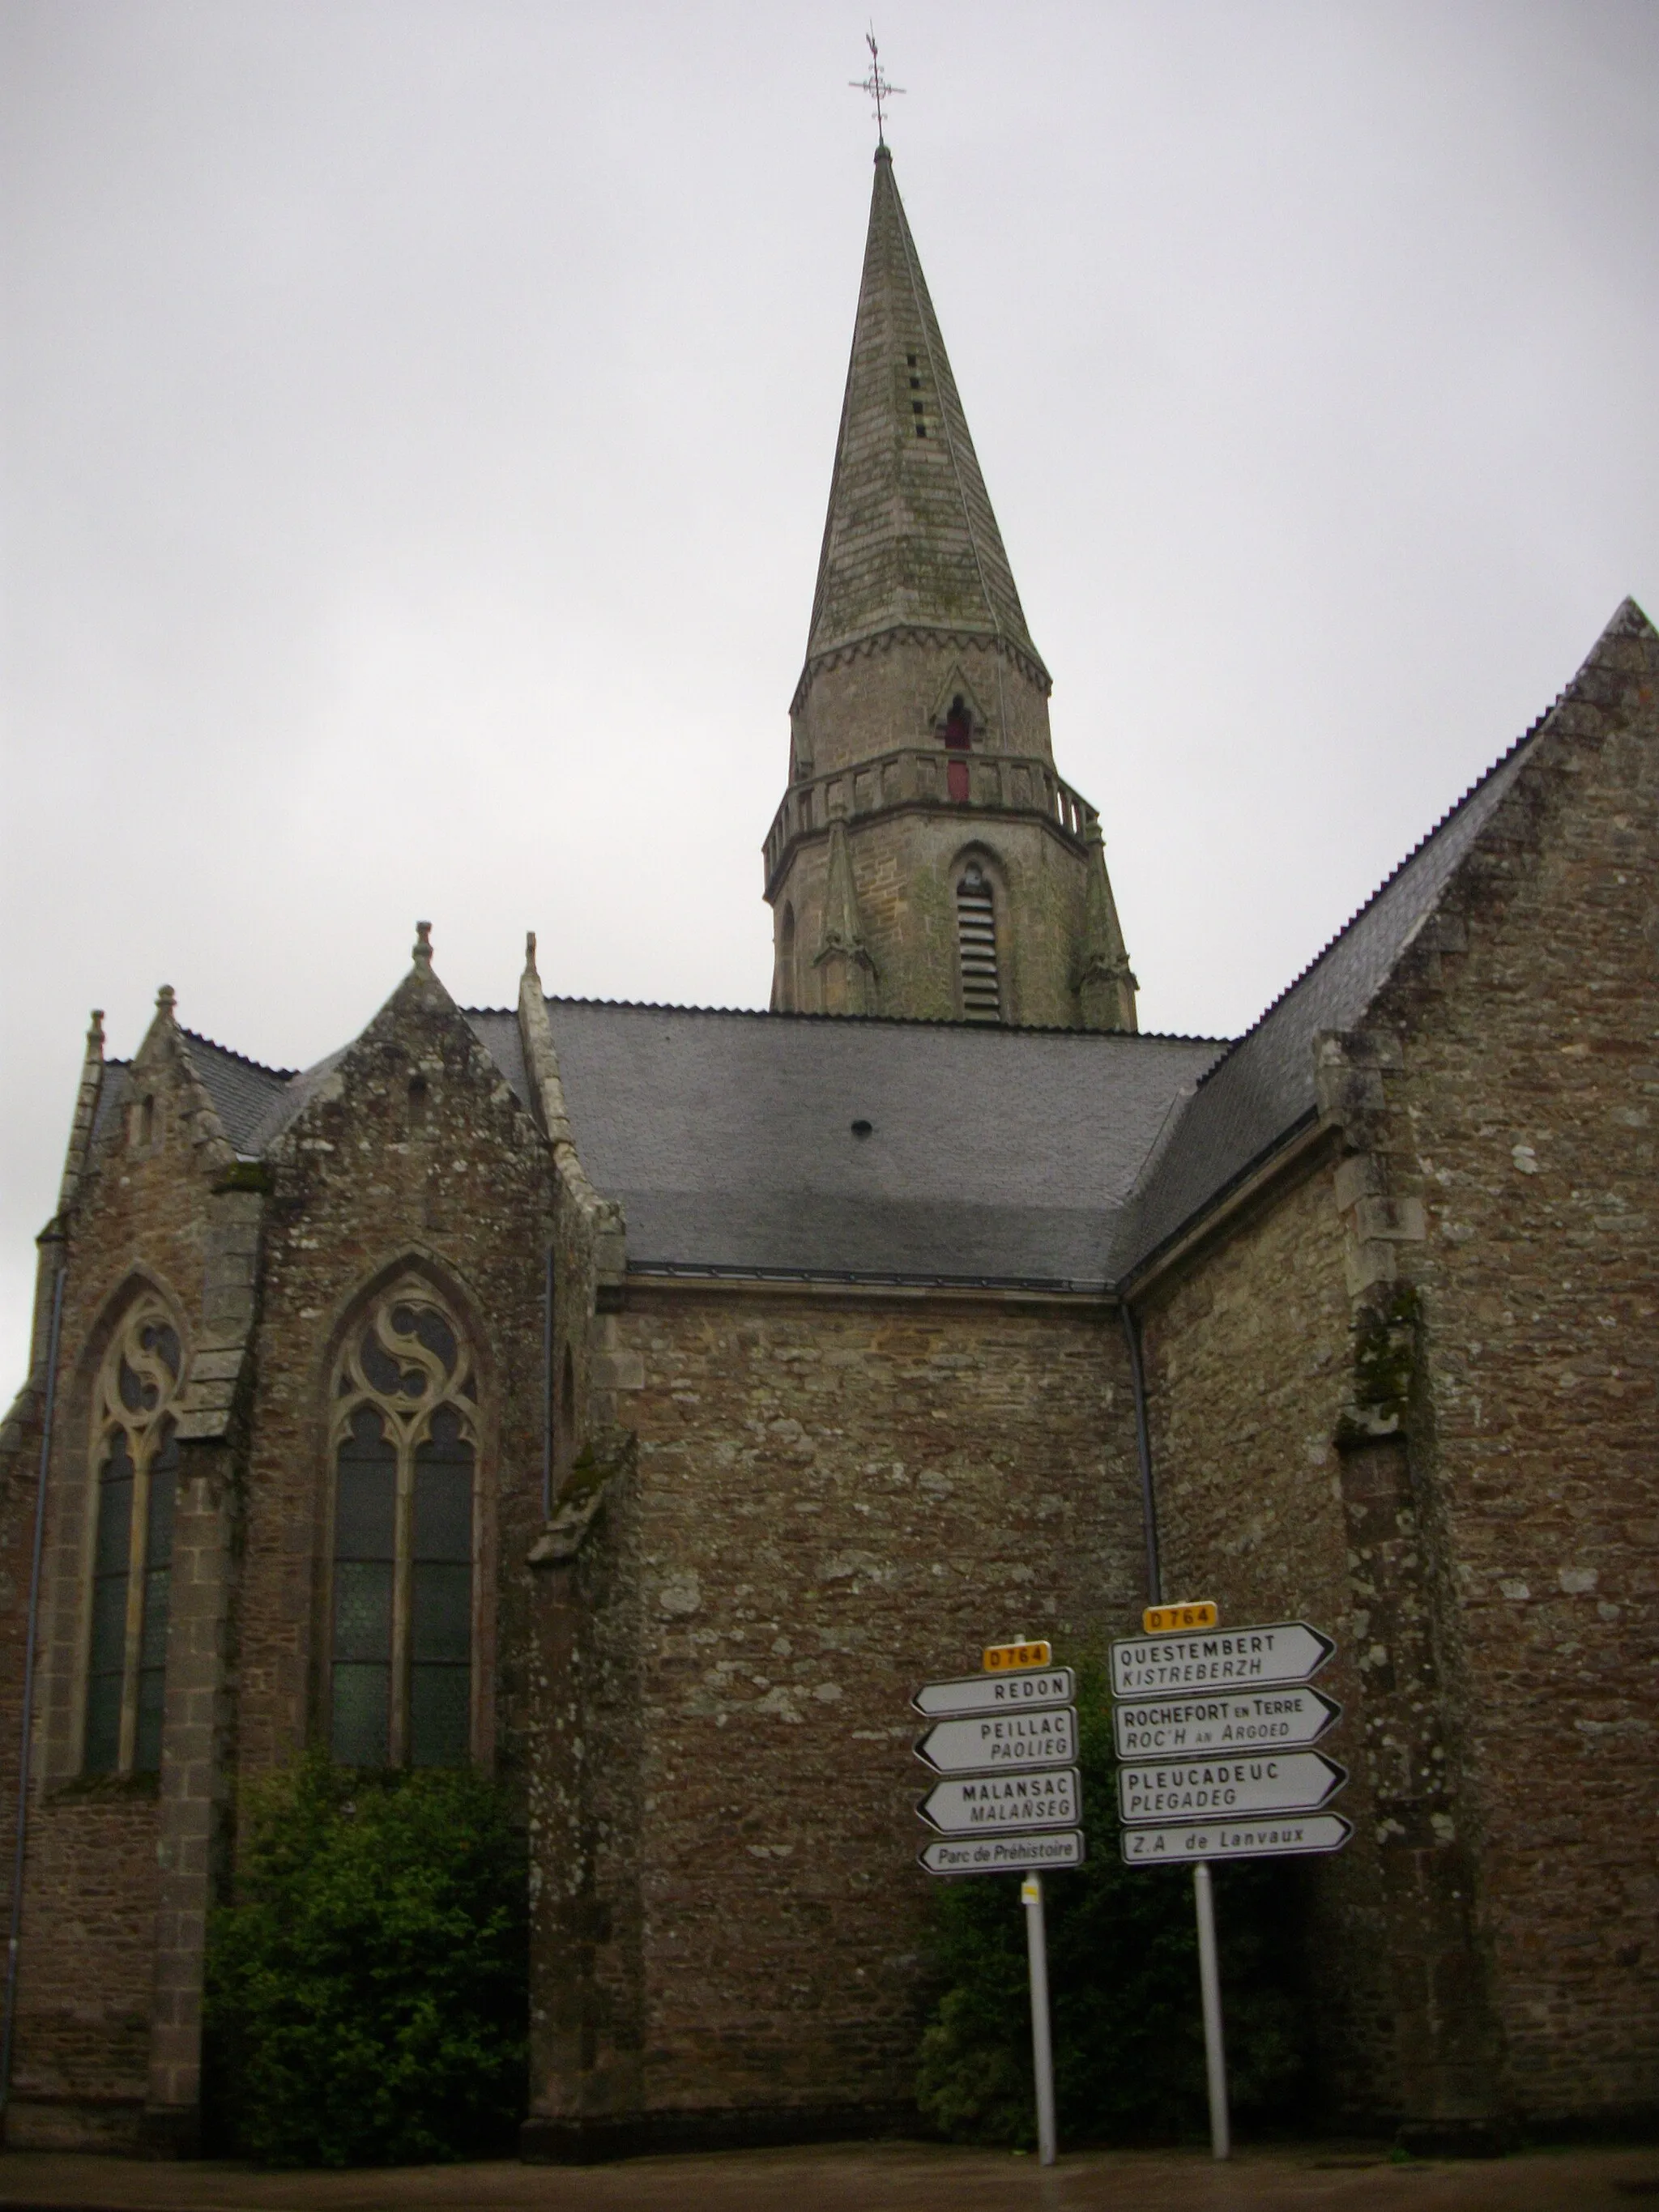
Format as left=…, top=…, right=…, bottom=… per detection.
left=206, top=1756, right=528, bottom=2166
left=915, top=1666, right=1309, bottom=2148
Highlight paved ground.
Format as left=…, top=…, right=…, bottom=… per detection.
left=0, top=2140, right=1656, bottom=2212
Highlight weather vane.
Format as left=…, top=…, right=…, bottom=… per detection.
left=850, top=28, right=903, bottom=147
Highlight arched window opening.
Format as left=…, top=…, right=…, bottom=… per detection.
left=84, top=1302, right=184, bottom=1775
left=956, top=863, right=1002, bottom=1023
left=407, top=1076, right=429, bottom=1136
left=139, top=1096, right=156, bottom=1149
left=779, top=904, right=797, bottom=1013
left=330, top=1282, right=477, bottom=1769
left=943, top=696, right=972, bottom=752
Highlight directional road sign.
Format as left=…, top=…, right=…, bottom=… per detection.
left=1120, top=1813, right=1353, bottom=1865
left=1112, top=1686, right=1341, bottom=1759
left=1111, top=1621, right=1335, bottom=1699
left=1118, top=1752, right=1348, bottom=1825
left=917, top=1767, right=1081, bottom=1836
left=911, top=1667, right=1074, bottom=1720
left=919, top=1829, right=1086, bottom=1877
left=915, top=1706, right=1076, bottom=1775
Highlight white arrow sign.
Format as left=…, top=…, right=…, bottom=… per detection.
left=1110, top=1621, right=1335, bottom=1698
left=915, top=1707, right=1077, bottom=1775
left=919, top=1829, right=1086, bottom=1877
left=1120, top=1813, right=1353, bottom=1865
left=1112, top=1686, right=1341, bottom=1759
left=917, top=1767, right=1081, bottom=1836
left=911, top=1667, right=1075, bottom=1719
left=1118, top=1751, right=1347, bottom=1826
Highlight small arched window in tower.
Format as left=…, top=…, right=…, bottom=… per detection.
left=943, top=694, right=973, bottom=801
left=330, top=1282, right=477, bottom=1768
left=84, top=1300, right=185, bottom=1775
left=956, top=864, right=1001, bottom=1023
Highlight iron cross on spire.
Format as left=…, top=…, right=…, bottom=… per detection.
left=850, top=29, right=903, bottom=148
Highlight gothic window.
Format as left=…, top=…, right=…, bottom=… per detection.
left=942, top=696, right=972, bottom=752
left=956, top=863, right=1002, bottom=1022
left=329, top=1283, right=478, bottom=1769
left=84, top=1302, right=184, bottom=1775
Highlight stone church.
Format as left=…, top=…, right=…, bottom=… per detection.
left=2, top=143, right=1655, bottom=2160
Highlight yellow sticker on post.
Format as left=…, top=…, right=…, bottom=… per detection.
left=1142, top=1600, right=1219, bottom=1634
left=983, top=1639, right=1053, bottom=1673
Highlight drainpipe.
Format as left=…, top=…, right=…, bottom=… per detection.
left=540, top=1248, right=555, bottom=1519
left=1120, top=1301, right=1161, bottom=1607
left=0, top=1249, right=67, bottom=2125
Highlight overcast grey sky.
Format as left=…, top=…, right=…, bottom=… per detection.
left=3, top=0, right=1657, bottom=1387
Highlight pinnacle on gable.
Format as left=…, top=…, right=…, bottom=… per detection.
left=802, top=151, right=1045, bottom=682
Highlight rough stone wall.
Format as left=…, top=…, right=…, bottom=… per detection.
left=237, top=967, right=554, bottom=1792
left=1135, top=1163, right=1405, bottom=2120
left=1137, top=607, right=1659, bottom=2135
left=6, top=1022, right=223, bottom=2147
left=774, top=808, right=1093, bottom=1027
left=527, top=1284, right=1142, bottom=2144
left=0, top=1242, right=58, bottom=2130
left=1348, top=620, right=1659, bottom=2126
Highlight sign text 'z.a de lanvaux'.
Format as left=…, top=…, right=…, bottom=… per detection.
left=1121, top=1813, right=1354, bottom=1864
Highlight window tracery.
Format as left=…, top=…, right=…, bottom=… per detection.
left=84, top=1300, right=184, bottom=1774
left=329, top=1282, right=478, bottom=1769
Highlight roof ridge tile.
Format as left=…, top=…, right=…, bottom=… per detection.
left=178, top=1026, right=299, bottom=1082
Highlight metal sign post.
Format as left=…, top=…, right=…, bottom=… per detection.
left=1021, top=1873, right=1058, bottom=2167
left=1111, top=1603, right=1353, bottom=2170
left=911, top=1638, right=1082, bottom=2168
left=1192, top=1862, right=1229, bottom=2162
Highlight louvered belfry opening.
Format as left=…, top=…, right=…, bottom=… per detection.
left=956, top=863, right=1001, bottom=1021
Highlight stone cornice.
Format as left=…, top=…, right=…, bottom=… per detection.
left=763, top=746, right=1098, bottom=902
left=791, top=624, right=1052, bottom=718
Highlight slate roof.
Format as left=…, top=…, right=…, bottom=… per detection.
left=78, top=721, right=1548, bottom=1292
left=474, top=1004, right=1220, bottom=1290
left=181, top=1032, right=295, bottom=1153
left=1109, top=730, right=1542, bottom=1281
left=96, top=601, right=1648, bottom=1293
left=803, top=147, right=1043, bottom=680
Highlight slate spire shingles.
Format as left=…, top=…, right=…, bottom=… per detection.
left=802, top=147, right=1045, bottom=682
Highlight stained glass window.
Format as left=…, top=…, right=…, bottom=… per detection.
left=83, top=1302, right=184, bottom=1775
left=329, top=1284, right=477, bottom=1768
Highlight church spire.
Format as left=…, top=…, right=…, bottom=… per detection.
left=801, top=148, right=1045, bottom=686
left=765, top=148, right=1137, bottom=1034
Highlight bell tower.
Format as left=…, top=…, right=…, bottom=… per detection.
left=764, top=144, right=1137, bottom=1030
